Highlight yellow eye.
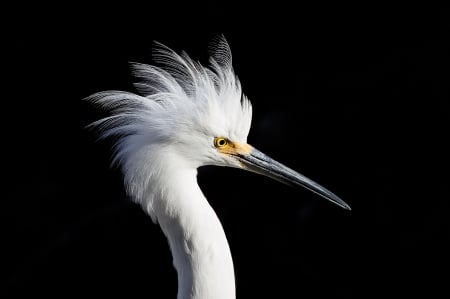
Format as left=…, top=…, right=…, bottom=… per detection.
left=214, top=137, right=228, bottom=148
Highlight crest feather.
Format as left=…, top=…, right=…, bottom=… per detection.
left=84, top=37, right=252, bottom=208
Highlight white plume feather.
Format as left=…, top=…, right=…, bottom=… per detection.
left=84, top=36, right=252, bottom=220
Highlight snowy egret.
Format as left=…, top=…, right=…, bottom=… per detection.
left=85, top=36, right=350, bottom=299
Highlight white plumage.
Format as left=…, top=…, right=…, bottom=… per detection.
left=85, top=36, right=349, bottom=299
left=87, top=37, right=251, bottom=218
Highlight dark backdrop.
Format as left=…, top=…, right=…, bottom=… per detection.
left=3, top=3, right=448, bottom=298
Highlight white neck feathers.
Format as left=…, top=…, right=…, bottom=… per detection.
left=144, top=161, right=235, bottom=299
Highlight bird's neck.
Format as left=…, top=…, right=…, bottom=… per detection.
left=150, top=168, right=235, bottom=299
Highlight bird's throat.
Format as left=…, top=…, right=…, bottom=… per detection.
left=154, top=169, right=235, bottom=299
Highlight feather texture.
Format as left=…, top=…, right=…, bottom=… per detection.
left=85, top=36, right=252, bottom=221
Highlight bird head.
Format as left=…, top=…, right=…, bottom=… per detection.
left=85, top=36, right=350, bottom=210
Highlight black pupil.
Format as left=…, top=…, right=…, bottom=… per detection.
left=219, top=139, right=225, bottom=146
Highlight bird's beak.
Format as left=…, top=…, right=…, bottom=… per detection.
left=235, top=146, right=351, bottom=210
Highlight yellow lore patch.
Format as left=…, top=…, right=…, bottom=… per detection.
left=214, top=137, right=252, bottom=156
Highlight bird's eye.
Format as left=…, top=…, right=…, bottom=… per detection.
left=214, top=137, right=228, bottom=148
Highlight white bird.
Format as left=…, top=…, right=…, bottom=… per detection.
left=85, top=36, right=350, bottom=299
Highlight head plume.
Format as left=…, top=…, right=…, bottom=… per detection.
left=84, top=36, right=252, bottom=209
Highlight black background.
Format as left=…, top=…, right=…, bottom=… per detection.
left=3, top=3, right=449, bottom=298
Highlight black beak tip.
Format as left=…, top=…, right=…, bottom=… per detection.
left=330, top=197, right=351, bottom=211
left=342, top=203, right=352, bottom=211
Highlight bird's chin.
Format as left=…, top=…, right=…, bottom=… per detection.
left=217, top=159, right=242, bottom=169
